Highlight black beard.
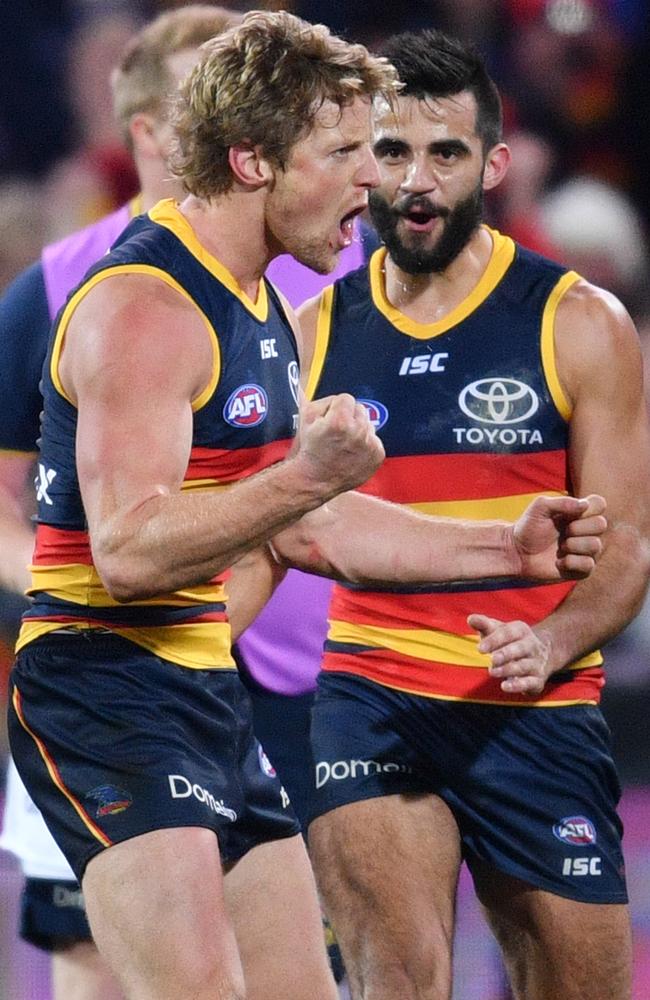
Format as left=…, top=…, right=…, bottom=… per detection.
left=368, top=185, right=484, bottom=274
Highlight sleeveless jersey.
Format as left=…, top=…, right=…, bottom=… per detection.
left=17, top=199, right=300, bottom=671
left=306, top=228, right=604, bottom=707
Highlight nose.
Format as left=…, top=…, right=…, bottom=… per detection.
left=357, top=145, right=381, bottom=190
left=400, top=155, right=437, bottom=195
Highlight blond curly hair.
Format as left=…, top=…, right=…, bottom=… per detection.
left=171, top=10, right=399, bottom=198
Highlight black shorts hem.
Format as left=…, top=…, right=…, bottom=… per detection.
left=465, top=855, right=629, bottom=906
left=307, top=786, right=415, bottom=830
left=308, top=791, right=628, bottom=906
left=76, top=818, right=302, bottom=883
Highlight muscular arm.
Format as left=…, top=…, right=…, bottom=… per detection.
left=0, top=262, right=52, bottom=594
left=473, top=281, right=650, bottom=694
left=276, top=293, right=606, bottom=586
left=64, top=275, right=383, bottom=603
left=271, top=489, right=604, bottom=585
left=536, top=284, right=650, bottom=662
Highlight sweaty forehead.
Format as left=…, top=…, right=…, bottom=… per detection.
left=373, top=91, right=479, bottom=143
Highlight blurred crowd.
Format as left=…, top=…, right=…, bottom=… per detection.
left=0, top=0, right=649, bottom=776
left=2, top=0, right=649, bottom=311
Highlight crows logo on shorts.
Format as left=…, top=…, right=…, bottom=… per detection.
left=86, top=785, right=133, bottom=818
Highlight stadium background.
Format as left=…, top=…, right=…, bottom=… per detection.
left=0, top=1, right=648, bottom=996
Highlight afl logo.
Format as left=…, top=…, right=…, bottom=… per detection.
left=458, top=378, right=539, bottom=425
left=224, top=383, right=268, bottom=427
left=553, top=816, right=597, bottom=846
left=357, top=398, right=389, bottom=431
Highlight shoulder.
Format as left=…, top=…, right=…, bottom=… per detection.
left=554, top=278, right=642, bottom=404
left=556, top=278, right=638, bottom=355
left=62, top=272, right=214, bottom=407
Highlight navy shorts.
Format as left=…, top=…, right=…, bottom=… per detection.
left=20, top=877, right=91, bottom=952
left=8, top=633, right=299, bottom=881
left=310, top=672, right=627, bottom=904
left=235, top=644, right=316, bottom=830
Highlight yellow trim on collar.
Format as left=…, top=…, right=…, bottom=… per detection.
left=369, top=226, right=516, bottom=339
left=149, top=199, right=269, bottom=321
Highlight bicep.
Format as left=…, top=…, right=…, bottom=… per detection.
left=558, top=288, right=650, bottom=527
left=64, top=279, right=212, bottom=534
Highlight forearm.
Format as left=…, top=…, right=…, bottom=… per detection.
left=272, top=491, right=519, bottom=584
left=92, top=454, right=341, bottom=602
left=532, top=523, right=650, bottom=674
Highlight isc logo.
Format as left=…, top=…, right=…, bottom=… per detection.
left=562, top=857, right=602, bottom=876
left=399, top=353, right=448, bottom=375
left=260, top=338, right=278, bottom=359
left=223, top=383, right=269, bottom=427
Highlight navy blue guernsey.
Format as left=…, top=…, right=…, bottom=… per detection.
left=19, top=199, right=300, bottom=671
left=305, top=228, right=603, bottom=706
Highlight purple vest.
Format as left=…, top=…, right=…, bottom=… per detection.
left=41, top=205, right=366, bottom=696
left=41, top=205, right=131, bottom=318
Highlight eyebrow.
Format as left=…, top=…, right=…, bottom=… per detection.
left=373, top=137, right=471, bottom=157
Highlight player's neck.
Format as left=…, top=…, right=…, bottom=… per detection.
left=137, top=155, right=185, bottom=212
left=383, top=225, right=493, bottom=325
left=178, top=192, right=269, bottom=300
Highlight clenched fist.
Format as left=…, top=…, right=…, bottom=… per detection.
left=509, top=494, right=607, bottom=580
left=293, top=394, right=385, bottom=498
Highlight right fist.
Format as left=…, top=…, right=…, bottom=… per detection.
left=296, top=394, right=385, bottom=496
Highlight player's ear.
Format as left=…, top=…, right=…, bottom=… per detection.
left=228, top=143, right=274, bottom=189
left=482, top=142, right=510, bottom=191
left=129, top=112, right=161, bottom=160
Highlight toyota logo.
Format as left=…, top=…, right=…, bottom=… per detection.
left=458, top=378, right=539, bottom=425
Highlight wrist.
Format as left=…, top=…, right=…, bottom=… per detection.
left=280, top=452, right=341, bottom=508
left=500, top=523, right=523, bottom=577
left=531, top=623, right=564, bottom=678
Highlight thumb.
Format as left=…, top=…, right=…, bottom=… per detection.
left=467, top=613, right=503, bottom=637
